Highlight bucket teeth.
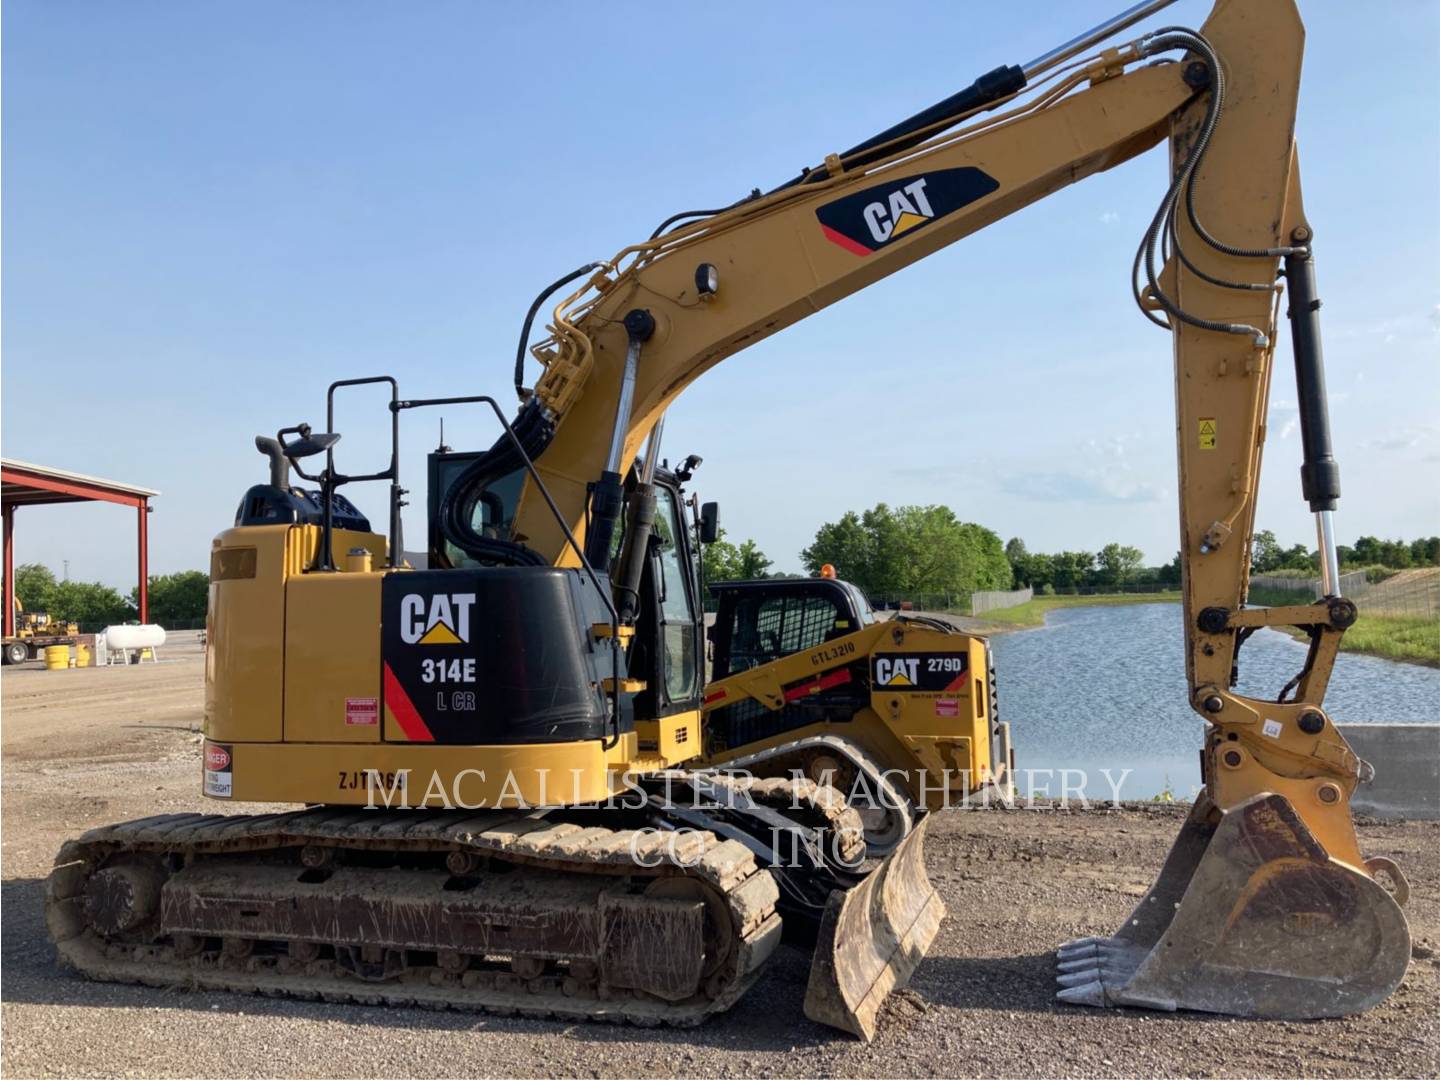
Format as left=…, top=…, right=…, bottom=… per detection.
left=1055, top=980, right=1108, bottom=1007
left=1047, top=792, right=1412, bottom=1020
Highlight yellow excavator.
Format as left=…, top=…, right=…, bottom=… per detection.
left=47, top=0, right=1411, bottom=1039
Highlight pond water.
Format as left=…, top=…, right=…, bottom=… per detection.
left=986, top=602, right=1440, bottom=801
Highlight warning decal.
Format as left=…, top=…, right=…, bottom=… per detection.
left=203, top=741, right=233, bottom=798
left=346, top=697, right=379, bottom=726
left=1198, top=418, right=1217, bottom=450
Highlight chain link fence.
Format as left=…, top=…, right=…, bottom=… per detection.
left=1251, top=570, right=1440, bottom=619
left=970, top=586, right=1033, bottom=615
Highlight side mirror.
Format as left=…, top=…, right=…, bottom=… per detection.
left=283, top=432, right=341, bottom=460
left=699, top=502, right=720, bottom=544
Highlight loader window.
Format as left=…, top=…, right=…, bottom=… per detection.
left=723, top=592, right=845, bottom=675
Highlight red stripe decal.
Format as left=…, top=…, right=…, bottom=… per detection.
left=383, top=662, right=435, bottom=742
left=820, top=225, right=873, bottom=257
left=944, top=671, right=969, bottom=692
left=784, top=667, right=853, bottom=703
left=703, top=688, right=728, bottom=705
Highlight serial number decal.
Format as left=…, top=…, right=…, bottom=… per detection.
left=338, top=769, right=400, bottom=791
left=810, top=640, right=857, bottom=667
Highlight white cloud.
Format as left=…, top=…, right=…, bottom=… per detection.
left=1362, top=425, right=1435, bottom=451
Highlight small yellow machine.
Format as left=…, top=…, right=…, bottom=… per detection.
left=48, top=0, right=1409, bottom=1039
left=701, top=576, right=1010, bottom=852
left=4, top=598, right=81, bottom=665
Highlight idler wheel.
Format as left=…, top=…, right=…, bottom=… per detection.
left=83, top=861, right=162, bottom=936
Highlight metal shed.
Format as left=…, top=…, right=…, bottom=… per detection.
left=1, top=459, right=160, bottom=637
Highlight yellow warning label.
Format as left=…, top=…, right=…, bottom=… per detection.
left=1198, top=418, right=1217, bottom=450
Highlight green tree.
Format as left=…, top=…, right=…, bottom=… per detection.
left=1095, top=542, right=1146, bottom=587
left=734, top=539, right=772, bottom=579
left=702, top=529, right=772, bottom=583
left=136, top=571, right=210, bottom=626
left=1021, top=552, right=1056, bottom=591
left=1157, top=552, right=1182, bottom=586
left=1411, top=537, right=1440, bottom=566
left=1004, top=537, right=1029, bottom=583
left=801, top=503, right=1010, bottom=598
left=46, top=580, right=132, bottom=630
left=13, top=563, right=58, bottom=613
left=1050, top=551, right=1095, bottom=591
left=1376, top=539, right=1412, bottom=569
left=1251, top=529, right=1284, bottom=573
left=1352, top=536, right=1381, bottom=565
left=1279, top=543, right=1315, bottom=570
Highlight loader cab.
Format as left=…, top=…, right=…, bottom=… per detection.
left=708, top=577, right=875, bottom=679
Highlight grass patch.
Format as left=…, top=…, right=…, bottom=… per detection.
left=1310, top=613, right=1439, bottom=667
left=981, top=592, right=1181, bottom=627
left=1247, top=585, right=1316, bottom=607
left=976, top=592, right=1440, bottom=666
left=1246, top=588, right=1439, bottom=666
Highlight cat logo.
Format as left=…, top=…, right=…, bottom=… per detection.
left=399, top=592, right=476, bottom=645
left=875, top=656, right=920, bottom=687
left=862, top=179, right=936, bottom=244
left=816, top=166, right=999, bottom=256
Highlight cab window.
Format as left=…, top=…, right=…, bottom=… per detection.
left=653, top=487, right=699, bottom=704
left=721, top=591, right=846, bottom=676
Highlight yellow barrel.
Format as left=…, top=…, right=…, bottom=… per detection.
left=76, top=643, right=92, bottom=667
left=44, top=645, right=70, bottom=670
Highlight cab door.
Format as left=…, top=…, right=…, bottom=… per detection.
left=647, top=482, right=702, bottom=716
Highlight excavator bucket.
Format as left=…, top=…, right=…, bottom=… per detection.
left=804, top=813, right=944, bottom=1040
left=1055, top=792, right=1411, bottom=1018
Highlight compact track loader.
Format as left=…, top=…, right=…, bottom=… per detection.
left=48, top=0, right=1410, bottom=1038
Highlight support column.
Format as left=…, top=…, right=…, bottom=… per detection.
left=137, top=502, right=149, bottom=624
left=3, top=505, right=13, bottom=638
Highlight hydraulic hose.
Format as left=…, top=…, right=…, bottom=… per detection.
left=437, top=398, right=554, bottom=567
left=513, top=263, right=605, bottom=400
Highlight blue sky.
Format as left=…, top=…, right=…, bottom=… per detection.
left=4, top=0, right=1437, bottom=587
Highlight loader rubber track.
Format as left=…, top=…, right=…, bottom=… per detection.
left=685, top=771, right=868, bottom=865
left=45, top=806, right=786, bottom=1029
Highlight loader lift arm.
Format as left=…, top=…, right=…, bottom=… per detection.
left=452, top=0, right=1410, bottom=1019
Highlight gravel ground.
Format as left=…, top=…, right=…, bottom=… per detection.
left=3, top=636, right=1436, bottom=1078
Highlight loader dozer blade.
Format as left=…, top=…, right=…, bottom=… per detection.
left=1055, top=792, right=1410, bottom=1019
left=804, top=813, right=944, bottom=1040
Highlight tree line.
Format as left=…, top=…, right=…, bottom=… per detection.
left=1003, top=538, right=1180, bottom=593
left=14, top=523, right=1433, bottom=632
left=1251, top=530, right=1440, bottom=574
left=10, top=564, right=209, bottom=631
left=707, top=506, right=1440, bottom=603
